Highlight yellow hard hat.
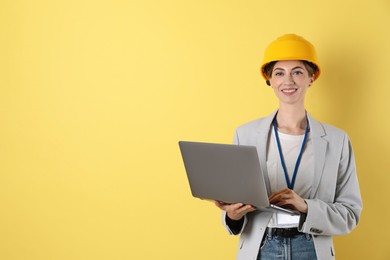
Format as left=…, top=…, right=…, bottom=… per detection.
left=260, top=34, right=321, bottom=81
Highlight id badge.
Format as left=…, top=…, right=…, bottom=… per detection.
left=276, top=213, right=300, bottom=226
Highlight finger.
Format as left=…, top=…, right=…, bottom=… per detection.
left=269, top=193, right=283, bottom=202
left=233, top=203, right=250, bottom=211
left=227, top=204, right=256, bottom=220
left=245, top=205, right=257, bottom=213
left=275, top=196, right=302, bottom=209
left=214, top=200, right=224, bottom=209
left=240, top=204, right=255, bottom=212
left=269, top=193, right=285, bottom=204
left=230, top=204, right=254, bottom=214
left=268, top=193, right=277, bottom=201
left=236, top=205, right=256, bottom=216
left=269, top=188, right=290, bottom=200
left=214, top=200, right=228, bottom=207
left=218, top=203, right=242, bottom=213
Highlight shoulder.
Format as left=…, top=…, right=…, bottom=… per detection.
left=236, top=117, right=266, bottom=131
left=308, top=114, right=348, bottom=138
left=235, top=111, right=276, bottom=134
left=321, top=122, right=346, bottom=136
left=233, top=113, right=275, bottom=145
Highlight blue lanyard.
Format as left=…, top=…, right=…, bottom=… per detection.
left=273, top=116, right=309, bottom=190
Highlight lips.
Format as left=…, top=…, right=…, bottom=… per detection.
left=281, top=88, right=297, bottom=93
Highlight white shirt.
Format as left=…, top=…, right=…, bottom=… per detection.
left=266, top=129, right=314, bottom=228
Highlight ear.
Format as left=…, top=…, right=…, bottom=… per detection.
left=308, top=77, right=314, bottom=87
left=266, top=80, right=271, bottom=86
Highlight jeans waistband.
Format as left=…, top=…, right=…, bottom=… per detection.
left=266, top=227, right=303, bottom=238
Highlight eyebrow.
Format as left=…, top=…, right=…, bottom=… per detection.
left=273, top=66, right=305, bottom=71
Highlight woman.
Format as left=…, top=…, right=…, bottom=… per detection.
left=215, top=34, right=362, bottom=260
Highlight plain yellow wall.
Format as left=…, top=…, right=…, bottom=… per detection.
left=0, top=0, right=389, bottom=259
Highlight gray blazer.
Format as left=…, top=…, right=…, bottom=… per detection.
left=222, top=111, right=362, bottom=260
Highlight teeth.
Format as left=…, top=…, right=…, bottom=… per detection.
left=282, top=89, right=297, bottom=93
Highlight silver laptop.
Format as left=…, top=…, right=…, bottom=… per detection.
left=178, top=141, right=298, bottom=215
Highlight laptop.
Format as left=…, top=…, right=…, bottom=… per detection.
left=178, top=141, right=298, bottom=215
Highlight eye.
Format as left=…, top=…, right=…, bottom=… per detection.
left=274, top=71, right=284, bottom=77
left=292, top=70, right=304, bottom=76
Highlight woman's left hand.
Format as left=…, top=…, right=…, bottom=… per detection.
left=269, top=188, right=308, bottom=213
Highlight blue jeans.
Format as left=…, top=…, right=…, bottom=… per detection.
left=257, top=232, right=317, bottom=260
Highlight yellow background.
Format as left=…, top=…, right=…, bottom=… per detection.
left=0, top=0, right=389, bottom=259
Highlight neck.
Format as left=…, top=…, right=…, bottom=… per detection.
left=276, top=106, right=307, bottom=135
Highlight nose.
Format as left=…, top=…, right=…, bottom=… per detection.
left=284, top=73, right=295, bottom=84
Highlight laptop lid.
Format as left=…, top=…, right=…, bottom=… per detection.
left=178, top=141, right=297, bottom=215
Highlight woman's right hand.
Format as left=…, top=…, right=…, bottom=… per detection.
left=214, top=201, right=256, bottom=220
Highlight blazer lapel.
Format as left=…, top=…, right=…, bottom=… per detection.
left=307, top=114, right=328, bottom=199
left=256, top=111, right=277, bottom=196
left=253, top=111, right=328, bottom=198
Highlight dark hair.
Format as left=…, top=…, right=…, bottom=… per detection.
left=263, top=61, right=277, bottom=80
left=263, top=60, right=319, bottom=81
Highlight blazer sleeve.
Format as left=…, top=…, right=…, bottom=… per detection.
left=299, top=133, right=363, bottom=236
left=222, top=210, right=248, bottom=235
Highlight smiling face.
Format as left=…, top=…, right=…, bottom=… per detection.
left=269, top=60, right=314, bottom=107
